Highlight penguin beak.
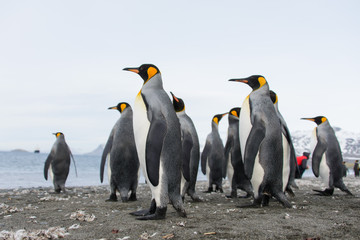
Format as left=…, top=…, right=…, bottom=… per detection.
left=123, top=67, right=139, bottom=74
left=108, top=106, right=117, bottom=110
left=222, top=113, right=228, bottom=117
left=301, top=118, right=315, bottom=122
left=229, top=78, right=249, bottom=84
left=170, top=92, right=179, bottom=102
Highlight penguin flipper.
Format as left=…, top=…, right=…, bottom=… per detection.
left=44, top=151, right=54, bottom=180
left=311, top=138, right=327, bottom=177
left=182, top=133, right=192, bottom=182
left=243, top=120, right=265, bottom=179
left=146, top=115, right=167, bottom=187
left=201, top=140, right=210, bottom=175
left=100, top=132, right=113, bottom=183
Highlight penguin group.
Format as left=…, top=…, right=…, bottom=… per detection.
left=43, top=63, right=353, bottom=221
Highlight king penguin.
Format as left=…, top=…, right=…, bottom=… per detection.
left=123, top=64, right=186, bottom=220
left=301, top=116, right=353, bottom=196
left=44, top=132, right=77, bottom=193
left=224, top=107, right=253, bottom=198
left=100, top=102, right=140, bottom=202
left=269, top=90, right=299, bottom=194
left=201, top=113, right=227, bottom=193
left=229, top=75, right=292, bottom=208
left=170, top=92, right=201, bottom=202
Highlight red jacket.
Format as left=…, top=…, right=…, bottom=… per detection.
left=297, top=156, right=308, bottom=166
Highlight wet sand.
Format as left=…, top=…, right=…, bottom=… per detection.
left=1, top=177, right=359, bottom=240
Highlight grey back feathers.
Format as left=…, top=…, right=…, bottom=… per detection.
left=100, top=103, right=139, bottom=202
left=44, top=132, right=75, bottom=193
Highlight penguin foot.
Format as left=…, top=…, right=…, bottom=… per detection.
left=176, top=208, right=187, bottom=218
left=216, top=187, right=224, bottom=193
left=130, top=199, right=156, bottom=216
left=130, top=209, right=151, bottom=216
left=136, top=207, right=167, bottom=220
left=239, top=193, right=253, bottom=199
left=343, top=189, right=353, bottom=196
left=203, top=187, right=213, bottom=193
left=128, top=192, right=137, bottom=201
left=313, top=188, right=334, bottom=196
left=226, top=190, right=237, bottom=199
left=285, top=187, right=295, bottom=197
left=106, top=193, right=118, bottom=202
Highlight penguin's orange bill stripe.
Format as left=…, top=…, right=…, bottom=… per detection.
left=124, top=68, right=139, bottom=74
left=109, top=106, right=117, bottom=110
left=229, top=79, right=248, bottom=83
left=173, top=95, right=179, bottom=102
left=301, top=118, right=315, bottom=122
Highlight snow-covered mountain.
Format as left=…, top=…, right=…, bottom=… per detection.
left=291, top=127, right=360, bottom=159
left=85, top=144, right=105, bottom=156
left=87, top=127, right=360, bottom=160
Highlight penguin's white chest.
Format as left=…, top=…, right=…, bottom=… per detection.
left=239, top=96, right=252, bottom=161
left=133, top=92, right=151, bottom=182
left=310, top=128, right=330, bottom=188
left=227, top=153, right=234, bottom=182
left=281, top=134, right=291, bottom=192
left=240, top=96, right=264, bottom=197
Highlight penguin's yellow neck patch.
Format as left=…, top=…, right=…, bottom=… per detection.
left=147, top=67, right=158, bottom=80
left=321, top=117, right=327, bottom=123
left=120, top=103, right=127, bottom=112
left=274, top=94, right=278, bottom=104
left=213, top=117, right=219, bottom=125
left=258, top=77, right=266, bottom=88
left=56, top=133, right=61, bottom=137
left=231, top=110, right=238, bottom=117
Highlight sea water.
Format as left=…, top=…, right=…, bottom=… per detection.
left=0, top=151, right=207, bottom=189
left=2, top=151, right=351, bottom=190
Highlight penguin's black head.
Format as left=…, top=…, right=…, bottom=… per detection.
left=269, top=90, right=278, bottom=104
left=108, top=102, right=130, bottom=113
left=229, top=107, right=241, bottom=118
left=229, top=75, right=267, bottom=90
left=53, top=132, right=64, bottom=138
left=301, top=116, right=327, bottom=125
left=212, top=113, right=228, bottom=125
left=123, top=64, right=160, bottom=83
left=170, top=92, right=185, bottom=112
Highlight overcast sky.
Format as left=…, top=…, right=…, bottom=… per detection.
left=1, top=1, right=359, bottom=153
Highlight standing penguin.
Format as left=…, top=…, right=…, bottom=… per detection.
left=123, top=64, right=186, bottom=220
left=224, top=107, right=253, bottom=198
left=44, top=132, right=77, bottom=193
left=229, top=75, right=292, bottom=208
left=201, top=113, right=227, bottom=193
left=100, top=102, right=140, bottom=202
left=301, top=116, right=353, bottom=196
left=170, top=92, right=201, bottom=202
left=269, top=90, right=299, bottom=194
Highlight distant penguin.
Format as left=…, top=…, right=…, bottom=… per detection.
left=224, top=107, right=253, bottom=198
left=229, top=75, right=292, bottom=208
left=123, top=64, right=186, bottom=220
left=269, top=90, right=299, bottom=194
left=44, top=132, right=77, bottom=193
left=100, top=102, right=140, bottom=202
left=301, top=116, right=353, bottom=196
left=201, top=113, right=227, bottom=193
left=170, top=92, right=201, bottom=202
